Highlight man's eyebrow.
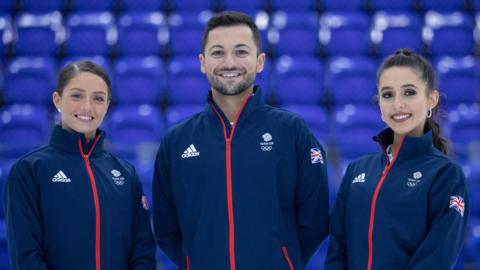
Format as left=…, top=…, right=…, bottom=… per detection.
left=208, top=45, right=224, bottom=51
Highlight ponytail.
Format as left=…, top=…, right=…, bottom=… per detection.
left=425, top=104, right=449, bottom=155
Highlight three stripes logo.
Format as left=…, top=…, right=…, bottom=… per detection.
left=352, top=173, right=366, bottom=184
left=182, top=144, right=200, bottom=158
left=52, top=170, right=71, bottom=183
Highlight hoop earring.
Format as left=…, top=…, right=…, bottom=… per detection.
left=426, top=108, right=432, bottom=118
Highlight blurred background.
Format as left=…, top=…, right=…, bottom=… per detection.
left=0, top=0, right=479, bottom=269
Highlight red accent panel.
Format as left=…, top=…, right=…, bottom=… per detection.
left=78, top=136, right=102, bottom=270
left=282, top=246, right=295, bottom=270
left=366, top=136, right=405, bottom=270
left=186, top=255, right=191, bottom=270
left=225, top=141, right=236, bottom=270
left=210, top=95, right=251, bottom=270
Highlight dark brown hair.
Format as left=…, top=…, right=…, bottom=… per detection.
left=202, top=11, right=262, bottom=55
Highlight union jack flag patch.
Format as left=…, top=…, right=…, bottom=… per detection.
left=141, top=195, right=149, bottom=210
left=310, top=148, right=324, bottom=164
left=449, top=195, right=465, bottom=217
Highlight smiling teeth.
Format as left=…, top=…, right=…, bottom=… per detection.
left=77, top=115, right=93, bottom=120
left=393, top=114, right=410, bottom=120
left=220, top=73, right=240, bottom=77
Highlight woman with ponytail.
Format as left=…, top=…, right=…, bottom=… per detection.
left=325, top=49, right=469, bottom=270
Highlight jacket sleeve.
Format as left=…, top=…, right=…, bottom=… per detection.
left=294, top=118, right=330, bottom=268
left=324, top=164, right=352, bottom=270
left=3, top=161, right=49, bottom=270
left=406, top=163, right=469, bottom=269
left=128, top=171, right=157, bottom=270
left=152, top=136, right=182, bottom=265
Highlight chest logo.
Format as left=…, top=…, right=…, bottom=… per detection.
left=260, top=133, right=274, bottom=152
left=352, top=173, right=366, bottom=184
left=182, top=144, right=200, bottom=158
left=52, top=170, right=71, bottom=183
left=111, top=169, right=125, bottom=186
left=407, top=171, right=422, bottom=187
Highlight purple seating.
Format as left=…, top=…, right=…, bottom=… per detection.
left=436, top=55, right=480, bottom=106
left=420, top=0, right=467, bottom=11
left=117, top=12, right=167, bottom=56
left=322, top=0, right=365, bottom=11
left=114, top=56, right=165, bottom=104
left=424, top=11, right=474, bottom=56
left=332, top=104, right=385, bottom=159
left=269, top=11, right=320, bottom=56
left=106, top=104, right=163, bottom=159
left=371, top=12, right=423, bottom=56
left=282, top=104, right=329, bottom=144
left=14, top=12, right=63, bottom=56
left=0, top=104, right=51, bottom=158
left=5, top=57, right=56, bottom=104
left=167, top=56, right=210, bottom=104
left=66, top=12, right=115, bottom=56
left=167, top=11, right=212, bottom=56
left=274, top=55, right=323, bottom=105
left=326, top=56, right=376, bottom=105
left=370, top=0, right=415, bottom=12
left=166, top=104, right=204, bottom=126
left=71, top=0, right=116, bottom=11
left=320, top=12, right=371, bottom=56
left=21, top=0, right=63, bottom=12
left=120, top=0, right=165, bottom=11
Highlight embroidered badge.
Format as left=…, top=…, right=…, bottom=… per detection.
left=407, top=171, right=422, bottom=187
left=449, top=195, right=465, bottom=217
left=260, top=133, right=274, bottom=152
left=111, top=169, right=125, bottom=186
left=310, top=148, right=324, bottom=164
left=141, top=195, right=149, bottom=210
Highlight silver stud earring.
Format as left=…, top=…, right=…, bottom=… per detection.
left=57, top=107, right=61, bottom=113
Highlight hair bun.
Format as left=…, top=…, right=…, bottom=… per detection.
left=395, top=48, right=413, bottom=56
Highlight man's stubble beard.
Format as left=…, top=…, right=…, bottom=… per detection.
left=207, top=70, right=257, bottom=96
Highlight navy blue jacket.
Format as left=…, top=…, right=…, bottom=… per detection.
left=4, top=126, right=156, bottom=270
left=326, top=128, right=469, bottom=270
left=153, top=89, right=329, bottom=270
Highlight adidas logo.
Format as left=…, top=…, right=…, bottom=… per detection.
left=52, top=170, right=71, bottom=183
left=352, top=173, right=366, bottom=184
left=181, top=144, right=200, bottom=158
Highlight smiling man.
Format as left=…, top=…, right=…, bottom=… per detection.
left=153, top=11, right=329, bottom=270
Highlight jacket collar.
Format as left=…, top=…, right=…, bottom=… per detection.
left=373, top=127, right=435, bottom=162
left=205, top=86, right=264, bottom=124
left=49, top=125, right=105, bottom=157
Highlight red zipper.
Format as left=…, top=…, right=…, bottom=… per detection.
left=366, top=136, right=405, bottom=270
left=78, top=136, right=102, bottom=270
left=210, top=96, right=251, bottom=270
left=282, top=246, right=295, bottom=270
